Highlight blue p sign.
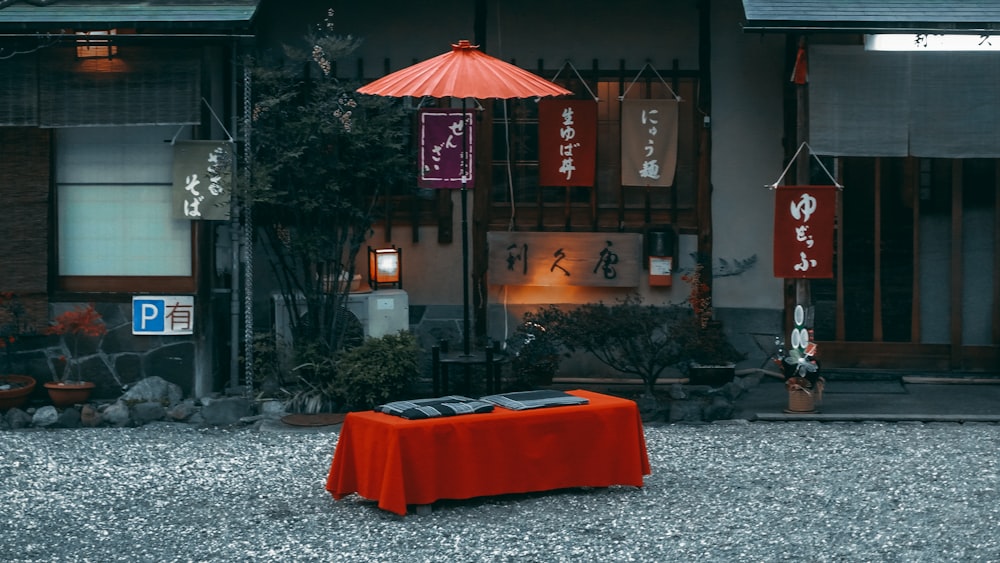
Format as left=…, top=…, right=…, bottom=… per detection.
left=132, top=296, right=195, bottom=335
left=133, top=299, right=165, bottom=333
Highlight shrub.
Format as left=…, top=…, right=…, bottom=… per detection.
left=284, top=338, right=341, bottom=413
left=246, top=331, right=284, bottom=397
left=284, top=330, right=418, bottom=414
left=334, top=331, right=420, bottom=410
left=549, top=293, right=745, bottom=394
left=505, top=305, right=566, bottom=390
left=555, top=295, right=690, bottom=397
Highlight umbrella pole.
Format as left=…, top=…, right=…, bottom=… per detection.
left=461, top=98, right=472, bottom=357
left=461, top=183, right=471, bottom=356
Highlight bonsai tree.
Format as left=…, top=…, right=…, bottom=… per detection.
left=674, top=316, right=743, bottom=370
left=555, top=295, right=689, bottom=398
left=247, top=14, right=414, bottom=362
left=0, top=292, right=40, bottom=408
left=44, top=304, right=107, bottom=383
left=675, top=263, right=744, bottom=375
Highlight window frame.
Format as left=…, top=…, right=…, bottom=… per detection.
left=52, top=125, right=199, bottom=295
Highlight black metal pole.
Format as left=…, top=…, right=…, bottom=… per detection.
left=461, top=184, right=471, bottom=356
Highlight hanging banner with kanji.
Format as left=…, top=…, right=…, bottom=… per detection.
left=538, top=99, right=597, bottom=186
left=172, top=141, right=233, bottom=220
left=620, top=99, right=678, bottom=187
left=773, top=185, right=837, bottom=278
left=418, top=109, right=474, bottom=189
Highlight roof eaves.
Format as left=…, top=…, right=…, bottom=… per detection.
left=0, top=1, right=260, bottom=32
left=741, top=0, right=1000, bottom=34
left=742, top=20, right=1000, bottom=35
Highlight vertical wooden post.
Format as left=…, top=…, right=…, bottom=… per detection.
left=696, top=0, right=714, bottom=298
left=835, top=158, right=846, bottom=341
left=994, top=161, right=1000, bottom=345
left=794, top=36, right=811, bottom=333
left=873, top=158, right=883, bottom=342
left=950, top=161, right=964, bottom=368
left=909, top=157, right=920, bottom=343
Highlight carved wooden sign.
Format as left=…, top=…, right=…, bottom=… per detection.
left=488, top=232, right=642, bottom=287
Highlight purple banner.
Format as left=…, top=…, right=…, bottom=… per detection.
left=419, top=109, right=474, bottom=189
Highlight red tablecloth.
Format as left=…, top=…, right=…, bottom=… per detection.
left=325, top=389, right=650, bottom=515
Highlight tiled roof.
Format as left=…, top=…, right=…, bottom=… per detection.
left=0, top=0, right=259, bottom=31
left=742, top=0, right=1000, bottom=33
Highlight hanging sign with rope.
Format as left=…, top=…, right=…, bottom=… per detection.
left=767, top=142, right=842, bottom=279
left=418, top=108, right=474, bottom=189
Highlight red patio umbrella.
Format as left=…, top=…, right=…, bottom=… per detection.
left=357, top=40, right=572, bottom=99
left=357, top=40, right=570, bottom=356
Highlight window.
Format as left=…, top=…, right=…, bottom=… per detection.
left=75, top=30, right=119, bottom=60
left=489, top=76, right=699, bottom=232
left=56, top=126, right=195, bottom=293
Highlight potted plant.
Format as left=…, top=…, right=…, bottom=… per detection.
left=43, top=303, right=107, bottom=407
left=676, top=264, right=744, bottom=386
left=775, top=336, right=824, bottom=413
left=0, top=292, right=37, bottom=410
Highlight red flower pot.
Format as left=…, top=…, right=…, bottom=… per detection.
left=0, top=375, right=36, bottom=410
left=44, top=381, right=96, bottom=408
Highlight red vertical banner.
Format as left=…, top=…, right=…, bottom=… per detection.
left=773, top=185, right=837, bottom=278
left=418, top=109, right=474, bottom=189
left=538, top=99, right=597, bottom=186
left=620, top=99, right=678, bottom=187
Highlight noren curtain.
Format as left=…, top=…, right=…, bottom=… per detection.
left=810, top=45, right=1000, bottom=158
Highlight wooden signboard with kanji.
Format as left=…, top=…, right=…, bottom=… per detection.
left=488, top=232, right=641, bottom=287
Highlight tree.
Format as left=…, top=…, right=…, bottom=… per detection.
left=554, top=292, right=743, bottom=396
left=555, top=296, right=690, bottom=398
left=247, top=16, right=413, bottom=358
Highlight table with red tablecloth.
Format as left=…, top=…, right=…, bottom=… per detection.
left=325, top=389, right=651, bottom=515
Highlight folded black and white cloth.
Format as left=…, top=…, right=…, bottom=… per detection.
left=375, top=395, right=495, bottom=420
left=480, top=390, right=589, bottom=411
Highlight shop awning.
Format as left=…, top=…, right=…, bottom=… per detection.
left=0, top=0, right=259, bottom=32
left=741, top=0, right=1000, bottom=34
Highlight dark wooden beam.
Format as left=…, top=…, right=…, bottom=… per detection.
left=950, top=161, right=963, bottom=368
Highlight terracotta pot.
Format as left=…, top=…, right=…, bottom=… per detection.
left=0, top=375, right=37, bottom=410
left=786, top=387, right=817, bottom=413
left=43, top=381, right=96, bottom=408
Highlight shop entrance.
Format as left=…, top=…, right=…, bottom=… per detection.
left=811, top=157, right=1000, bottom=371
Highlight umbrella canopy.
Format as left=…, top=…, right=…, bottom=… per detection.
left=356, top=40, right=571, bottom=99
left=356, top=40, right=569, bottom=357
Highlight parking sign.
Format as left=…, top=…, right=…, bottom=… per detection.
left=132, top=296, right=195, bottom=335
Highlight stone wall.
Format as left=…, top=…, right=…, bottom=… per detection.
left=10, top=302, right=196, bottom=402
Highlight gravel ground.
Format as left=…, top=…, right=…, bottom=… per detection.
left=2, top=421, right=999, bottom=563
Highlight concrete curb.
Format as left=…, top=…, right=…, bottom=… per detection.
left=753, top=413, right=1000, bottom=423
left=902, top=377, right=1000, bottom=385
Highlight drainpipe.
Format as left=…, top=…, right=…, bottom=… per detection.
left=229, top=38, right=242, bottom=392
left=697, top=0, right=713, bottom=294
